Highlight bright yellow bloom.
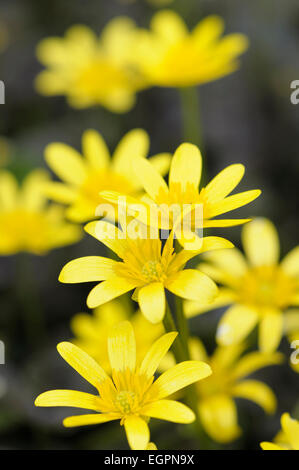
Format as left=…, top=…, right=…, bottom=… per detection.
left=35, top=19, right=146, bottom=113
left=35, top=321, right=212, bottom=450
left=102, top=143, right=261, bottom=249
left=59, top=220, right=228, bottom=323
left=71, top=299, right=163, bottom=371
left=185, top=218, right=299, bottom=352
left=44, top=128, right=170, bottom=223
left=0, top=169, right=81, bottom=255
left=134, top=11, right=249, bottom=87
left=165, top=338, right=282, bottom=443
left=261, top=413, right=299, bottom=450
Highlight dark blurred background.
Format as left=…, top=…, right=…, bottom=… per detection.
left=0, top=0, right=298, bottom=449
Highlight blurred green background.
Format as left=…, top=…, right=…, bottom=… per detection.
left=0, top=0, right=298, bottom=450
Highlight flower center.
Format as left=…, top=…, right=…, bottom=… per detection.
left=114, top=391, right=137, bottom=414
left=141, top=260, right=166, bottom=282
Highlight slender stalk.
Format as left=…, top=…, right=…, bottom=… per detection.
left=163, top=301, right=185, bottom=362
left=16, top=253, right=45, bottom=349
left=179, top=86, right=207, bottom=185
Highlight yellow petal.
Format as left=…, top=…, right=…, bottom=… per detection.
left=56, top=342, right=109, bottom=390
left=184, top=288, right=234, bottom=318
left=45, top=143, right=87, bottom=185
left=217, top=304, right=258, bottom=346
left=133, top=155, right=169, bottom=202
left=199, top=236, right=234, bottom=253
left=149, top=153, right=171, bottom=177
left=242, top=218, right=280, bottom=267
left=203, top=247, right=248, bottom=278
left=151, top=10, right=187, bottom=44
left=166, top=269, right=218, bottom=303
left=87, top=277, right=138, bottom=309
left=112, top=129, right=149, bottom=178
left=281, top=246, right=299, bottom=278
left=0, top=170, right=18, bottom=209
left=169, top=143, right=202, bottom=192
left=151, top=361, right=212, bottom=399
left=231, top=380, right=277, bottom=414
left=35, top=390, right=101, bottom=411
left=108, top=321, right=136, bottom=372
left=281, top=413, right=299, bottom=450
left=198, top=395, right=241, bottom=443
left=146, top=442, right=157, bottom=450
left=259, top=309, right=283, bottom=352
left=192, top=15, right=224, bottom=45
left=260, top=442, right=283, bottom=450
left=85, top=221, right=127, bottom=259
left=284, top=310, right=299, bottom=335
left=207, top=190, right=261, bottom=218
left=204, top=164, right=245, bottom=203
left=82, top=129, right=110, bottom=170
left=124, top=415, right=150, bottom=450
left=231, top=351, right=284, bottom=381
left=43, top=181, right=77, bottom=204
left=64, top=413, right=120, bottom=427
left=22, top=169, right=49, bottom=211
left=203, top=218, right=251, bottom=228
left=142, top=400, right=195, bottom=423
left=138, top=282, right=165, bottom=324
left=59, top=256, right=117, bottom=283
left=140, top=332, right=178, bottom=377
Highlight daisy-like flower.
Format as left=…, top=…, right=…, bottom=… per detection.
left=0, top=169, right=81, bottom=255
left=35, top=19, right=146, bottom=113
left=260, top=413, right=299, bottom=450
left=58, top=219, right=231, bottom=323
left=134, top=10, right=249, bottom=88
left=163, top=338, right=283, bottom=443
left=35, top=321, right=212, bottom=450
left=71, top=299, right=163, bottom=371
left=102, top=143, right=261, bottom=249
left=43, top=128, right=170, bottom=223
left=185, top=218, right=299, bottom=352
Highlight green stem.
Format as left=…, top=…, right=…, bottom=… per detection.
left=179, top=86, right=202, bottom=148
left=17, top=253, right=45, bottom=349
left=179, top=86, right=207, bottom=185
left=174, top=295, right=190, bottom=360
left=163, top=301, right=184, bottom=362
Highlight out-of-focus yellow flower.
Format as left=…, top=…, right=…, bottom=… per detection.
left=261, top=413, right=299, bottom=450
left=0, top=169, right=82, bottom=255
left=102, top=143, right=260, bottom=249
left=71, top=299, right=163, bottom=371
left=59, top=220, right=227, bottom=323
left=165, top=338, right=283, bottom=443
left=134, top=10, right=249, bottom=87
left=35, top=321, right=212, bottom=450
left=35, top=19, right=146, bottom=113
left=44, top=129, right=171, bottom=223
left=185, top=218, right=299, bottom=353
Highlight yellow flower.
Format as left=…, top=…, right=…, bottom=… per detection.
left=102, top=143, right=261, bottom=249
left=43, top=128, right=170, bottom=223
left=0, top=169, right=81, bottom=255
left=59, top=220, right=227, bottom=323
left=35, top=321, right=212, bottom=450
left=261, top=413, right=299, bottom=450
left=71, top=299, right=163, bottom=371
left=185, top=218, right=299, bottom=352
left=35, top=19, right=146, bottom=113
left=165, top=338, right=282, bottom=443
left=134, top=10, right=249, bottom=88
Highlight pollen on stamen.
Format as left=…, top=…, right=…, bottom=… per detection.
left=115, top=391, right=137, bottom=415
left=141, top=260, right=166, bottom=282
